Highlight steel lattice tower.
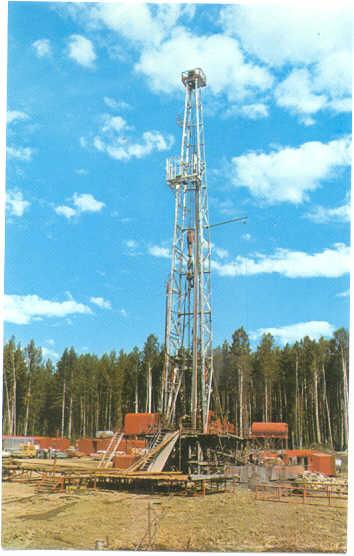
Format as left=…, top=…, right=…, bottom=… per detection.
left=162, top=68, right=213, bottom=433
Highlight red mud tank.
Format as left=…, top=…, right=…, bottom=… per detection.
left=112, top=454, right=138, bottom=469
left=124, top=413, right=160, bottom=435
left=251, top=422, right=288, bottom=438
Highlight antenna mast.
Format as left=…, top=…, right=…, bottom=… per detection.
left=162, top=68, right=213, bottom=433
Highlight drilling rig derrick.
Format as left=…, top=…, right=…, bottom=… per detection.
left=162, top=68, right=213, bottom=434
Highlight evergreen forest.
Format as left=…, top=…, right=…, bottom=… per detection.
left=2, top=327, right=349, bottom=450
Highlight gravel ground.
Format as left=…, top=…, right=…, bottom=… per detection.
left=1, top=482, right=347, bottom=552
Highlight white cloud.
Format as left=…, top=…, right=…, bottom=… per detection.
left=73, top=193, right=105, bottom=213
left=94, top=4, right=164, bottom=46
left=41, top=347, right=59, bottom=360
left=124, top=239, right=138, bottom=249
left=7, top=146, right=34, bottom=161
left=4, top=294, right=92, bottom=325
left=75, top=168, right=88, bottom=175
left=46, top=339, right=55, bottom=346
left=64, top=3, right=350, bottom=119
left=220, top=5, right=351, bottom=119
left=135, top=27, right=273, bottom=100
left=90, top=296, right=112, bottom=309
left=230, top=136, right=351, bottom=204
left=67, top=34, right=96, bottom=68
left=65, top=4, right=271, bottom=104
left=211, top=243, right=350, bottom=279
left=328, top=97, right=352, bottom=113
left=241, top=103, right=269, bottom=119
left=119, top=308, right=128, bottom=318
left=227, top=103, right=269, bottom=119
left=313, top=50, right=351, bottom=105
left=252, top=321, right=335, bottom=345
left=305, top=202, right=351, bottom=224
left=148, top=245, right=170, bottom=258
left=102, top=114, right=130, bottom=133
left=336, top=289, right=349, bottom=298
left=86, top=106, right=173, bottom=162
left=85, top=3, right=191, bottom=48
left=274, top=68, right=328, bottom=120
left=109, top=131, right=173, bottom=160
left=123, top=239, right=141, bottom=256
left=95, top=129, right=174, bottom=161
left=93, top=136, right=105, bottom=151
left=301, top=117, right=316, bottom=127
left=7, top=110, right=29, bottom=124
left=6, top=190, right=30, bottom=217
left=32, top=38, right=52, bottom=58
left=220, top=5, right=351, bottom=68
left=209, top=197, right=237, bottom=217
left=55, top=205, right=76, bottom=219
left=103, top=96, right=130, bottom=110
left=212, top=245, right=229, bottom=260
left=274, top=63, right=351, bottom=121
left=55, top=194, right=104, bottom=218
left=242, top=233, right=252, bottom=241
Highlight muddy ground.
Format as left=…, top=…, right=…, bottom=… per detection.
left=1, top=481, right=347, bottom=552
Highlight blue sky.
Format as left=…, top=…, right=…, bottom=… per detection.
left=4, top=2, right=351, bottom=360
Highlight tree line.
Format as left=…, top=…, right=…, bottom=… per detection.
left=2, top=328, right=349, bottom=450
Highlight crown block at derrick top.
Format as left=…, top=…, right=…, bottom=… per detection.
left=181, top=68, right=207, bottom=89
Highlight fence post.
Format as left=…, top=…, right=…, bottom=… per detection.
left=147, top=501, right=152, bottom=549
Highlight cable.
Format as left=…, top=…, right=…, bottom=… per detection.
left=205, top=216, right=248, bottom=229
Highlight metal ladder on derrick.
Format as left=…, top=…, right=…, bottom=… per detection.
left=97, top=432, right=124, bottom=469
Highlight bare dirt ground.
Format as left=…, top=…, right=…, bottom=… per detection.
left=1, top=481, right=347, bottom=552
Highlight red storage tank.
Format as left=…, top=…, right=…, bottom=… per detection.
left=96, top=438, right=112, bottom=451
left=112, top=454, right=138, bottom=469
left=251, top=422, right=288, bottom=438
left=76, top=438, right=95, bottom=455
left=124, top=413, right=160, bottom=435
left=129, top=439, right=146, bottom=449
left=283, top=449, right=312, bottom=464
left=126, top=439, right=146, bottom=452
left=310, top=452, right=336, bottom=476
left=3, top=435, right=70, bottom=451
left=76, top=438, right=112, bottom=455
left=118, top=438, right=146, bottom=454
left=283, top=449, right=336, bottom=476
left=33, top=437, right=70, bottom=451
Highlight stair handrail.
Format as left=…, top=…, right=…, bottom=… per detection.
left=97, top=431, right=123, bottom=469
left=106, top=432, right=124, bottom=466
left=148, top=428, right=162, bottom=450
left=97, top=433, right=116, bottom=468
